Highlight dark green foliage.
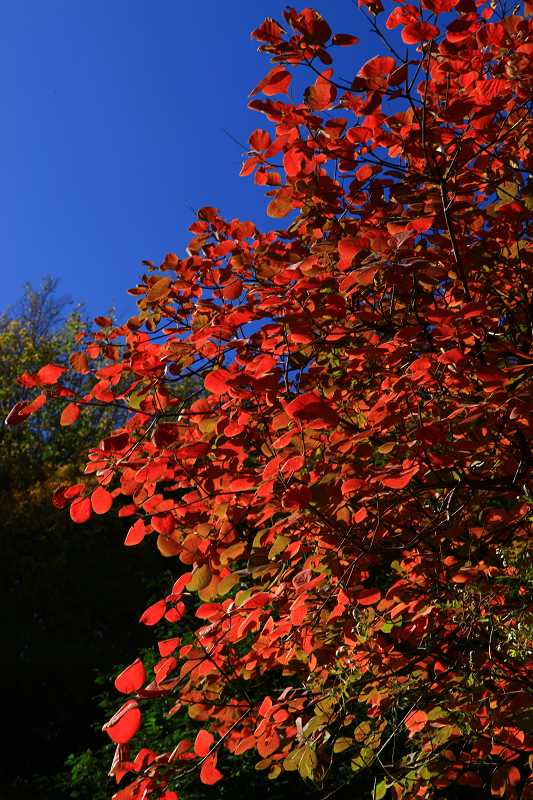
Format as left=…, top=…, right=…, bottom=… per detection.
left=0, top=281, right=165, bottom=796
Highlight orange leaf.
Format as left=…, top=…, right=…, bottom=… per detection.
left=405, top=709, right=428, bottom=736
left=200, top=754, right=223, bottom=785
left=194, top=729, right=214, bottom=757
left=60, top=403, right=80, bottom=427
left=146, top=277, right=172, bottom=302
left=37, top=363, right=65, bottom=385
left=70, top=351, right=89, bottom=372
left=257, top=730, right=280, bottom=757
left=267, top=192, right=294, bottom=218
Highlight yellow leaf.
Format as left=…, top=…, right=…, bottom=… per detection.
left=187, top=564, right=212, bottom=592
left=333, top=737, right=353, bottom=753
left=217, top=573, right=239, bottom=597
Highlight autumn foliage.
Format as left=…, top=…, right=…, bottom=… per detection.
left=9, top=2, right=533, bottom=798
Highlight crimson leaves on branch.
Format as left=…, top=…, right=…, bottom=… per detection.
left=9, top=2, right=532, bottom=798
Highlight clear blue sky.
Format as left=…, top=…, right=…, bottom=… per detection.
left=2, top=1, right=383, bottom=320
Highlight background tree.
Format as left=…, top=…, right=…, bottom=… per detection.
left=0, top=281, right=165, bottom=798
left=11, top=2, right=532, bottom=799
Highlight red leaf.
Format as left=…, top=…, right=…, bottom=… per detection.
left=381, top=466, right=419, bottom=489
left=102, top=700, right=141, bottom=744
left=100, top=432, right=130, bottom=453
left=7, top=393, right=47, bottom=425
left=70, top=496, right=92, bottom=524
left=473, top=78, right=509, bottom=105
left=199, top=754, right=223, bottom=786
left=37, top=363, right=65, bottom=385
left=4, top=400, right=30, bottom=426
left=284, top=146, right=314, bottom=177
left=115, top=658, right=146, bottom=694
left=340, top=265, right=379, bottom=291
left=285, top=392, right=338, bottom=426
left=204, top=368, right=233, bottom=396
left=422, top=0, right=458, bottom=9
left=222, top=279, right=243, bottom=300
left=251, top=17, right=285, bottom=44
left=338, top=237, right=363, bottom=268
left=342, top=478, right=366, bottom=495
left=249, top=129, right=271, bottom=151
left=282, top=485, right=311, bottom=510
left=125, top=519, right=146, bottom=546
left=17, top=372, right=38, bottom=388
left=405, top=709, right=428, bottom=736
left=446, top=17, right=476, bottom=42
left=158, top=637, right=180, bottom=657
left=356, top=165, right=374, bottom=182
left=194, top=729, right=214, bottom=757
left=288, top=7, right=332, bottom=44
left=354, top=588, right=381, bottom=606
left=491, top=768, right=507, bottom=797
left=305, top=69, right=336, bottom=111
left=230, top=477, right=256, bottom=491
left=402, top=21, right=439, bottom=44
left=52, top=486, right=69, bottom=509
left=152, top=513, right=175, bottom=535
left=94, top=315, right=113, bottom=327
left=386, top=5, right=417, bottom=29
left=140, top=599, right=166, bottom=626
left=359, top=55, right=395, bottom=79
left=408, top=215, right=434, bottom=233
left=332, top=33, right=359, bottom=46
left=60, top=403, right=80, bottom=426
left=91, top=486, right=113, bottom=515
left=250, top=66, right=292, bottom=97
left=506, top=766, right=521, bottom=787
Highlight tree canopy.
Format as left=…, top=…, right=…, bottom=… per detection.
left=9, top=2, right=532, bottom=799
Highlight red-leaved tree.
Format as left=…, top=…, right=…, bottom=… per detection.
left=8, top=2, right=532, bottom=798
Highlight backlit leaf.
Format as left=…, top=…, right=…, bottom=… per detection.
left=200, top=754, right=223, bottom=785
left=102, top=701, right=141, bottom=744
left=194, top=729, right=214, bottom=757
left=60, top=403, right=80, bottom=426
left=115, top=659, right=146, bottom=694
left=70, top=496, right=92, bottom=524
left=91, top=486, right=113, bottom=515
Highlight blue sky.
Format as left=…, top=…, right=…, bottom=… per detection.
left=2, top=1, right=385, bottom=320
